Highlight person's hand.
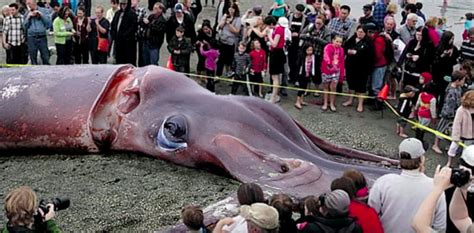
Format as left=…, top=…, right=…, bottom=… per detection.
left=412, top=55, right=419, bottom=61
left=292, top=32, right=298, bottom=37
left=174, top=50, right=180, bottom=54
left=38, top=204, right=56, bottom=221
left=143, top=17, right=149, bottom=24
left=218, top=217, right=234, bottom=226
left=433, top=165, right=453, bottom=191
left=3, top=43, right=11, bottom=50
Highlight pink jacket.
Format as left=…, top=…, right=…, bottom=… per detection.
left=427, top=26, right=440, bottom=47
left=452, top=106, right=474, bottom=141
left=321, top=43, right=345, bottom=82
left=200, top=47, right=220, bottom=71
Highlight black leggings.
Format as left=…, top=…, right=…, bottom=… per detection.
left=249, top=72, right=263, bottom=95
left=231, top=74, right=249, bottom=95
left=297, top=75, right=311, bottom=97
left=206, top=69, right=216, bottom=92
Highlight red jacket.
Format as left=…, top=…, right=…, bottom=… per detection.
left=249, top=49, right=267, bottom=73
left=372, top=33, right=387, bottom=68
left=349, top=200, right=384, bottom=233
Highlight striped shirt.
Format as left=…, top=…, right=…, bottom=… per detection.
left=460, top=40, right=474, bottom=63
left=233, top=52, right=250, bottom=75
left=327, top=17, right=354, bottom=40
left=3, top=14, right=25, bottom=46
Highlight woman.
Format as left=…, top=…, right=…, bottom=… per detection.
left=266, top=16, right=286, bottom=104
left=433, top=30, right=459, bottom=110
left=321, top=35, right=345, bottom=112
left=323, top=0, right=336, bottom=21
left=398, top=26, right=435, bottom=88
left=53, top=6, right=75, bottom=65
left=88, top=5, right=110, bottom=64
left=1, top=5, right=12, bottom=63
left=447, top=90, right=474, bottom=167
left=216, top=3, right=241, bottom=76
left=342, top=25, right=374, bottom=112
left=196, top=19, right=214, bottom=75
left=246, top=16, right=268, bottom=54
left=73, top=7, right=90, bottom=64
left=425, top=16, right=440, bottom=47
left=270, top=194, right=297, bottom=233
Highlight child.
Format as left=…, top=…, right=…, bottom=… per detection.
left=432, top=71, right=466, bottom=154
left=447, top=90, right=474, bottom=167
left=231, top=42, right=251, bottom=95
left=295, top=44, right=316, bottom=110
left=462, top=13, right=473, bottom=40
left=167, top=26, right=192, bottom=73
left=199, top=40, right=220, bottom=93
left=321, top=35, right=345, bottom=112
left=249, top=39, right=267, bottom=98
left=414, top=82, right=437, bottom=143
left=396, top=85, right=418, bottom=138
left=181, top=206, right=210, bottom=233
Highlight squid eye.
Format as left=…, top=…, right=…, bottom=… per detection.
left=156, top=115, right=188, bottom=152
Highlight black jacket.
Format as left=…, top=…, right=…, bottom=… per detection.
left=297, top=214, right=363, bottom=233
left=167, top=37, right=192, bottom=68
left=110, top=8, right=138, bottom=42
left=165, top=13, right=197, bottom=44
left=145, top=13, right=167, bottom=48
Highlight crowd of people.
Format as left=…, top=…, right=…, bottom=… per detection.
left=2, top=139, right=473, bottom=232
left=1, top=0, right=474, bottom=232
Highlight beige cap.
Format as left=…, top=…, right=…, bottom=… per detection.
left=240, top=203, right=279, bottom=230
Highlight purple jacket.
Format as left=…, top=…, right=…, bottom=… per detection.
left=200, top=47, right=220, bottom=71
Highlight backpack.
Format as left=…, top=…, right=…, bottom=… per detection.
left=381, top=35, right=395, bottom=63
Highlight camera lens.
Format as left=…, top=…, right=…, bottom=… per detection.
left=451, top=168, right=471, bottom=187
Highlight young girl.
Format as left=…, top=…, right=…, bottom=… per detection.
left=295, top=44, right=316, bottom=110
left=321, top=35, right=345, bottom=112
left=447, top=90, right=474, bottom=167
left=414, top=82, right=437, bottom=144
left=199, top=40, right=220, bottom=93
left=432, top=71, right=466, bottom=154
left=249, top=39, right=266, bottom=97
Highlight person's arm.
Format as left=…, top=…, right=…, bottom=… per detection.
left=96, top=19, right=108, bottom=34
left=53, top=19, right=73, bottom=37
left=368, top=178, right=383, bottom=215
left=412, top=167, right=451, bottom=232
left=180, top=39, right=192, bottom=55
left=451, top=108, right=462, bottom=141
left=167, top=39, right=174, bottom=54
left=213, top=217, right=234, bottom=233
left=2, top=17, right=10, bottom=48
left=430, top=97, right=437, bottom=119
left=39, top=9, right=52, bottom=29
left=227, top=17, right=241, bottom=35
left=314, top=29, right=330, bottom=47
left=45, top=220, right=62, bottom=233
left=252, top=26, right=267, bottom=38
left=450, top=187, right=473, bottom=233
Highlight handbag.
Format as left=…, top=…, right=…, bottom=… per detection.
left=97, top=26, right=109, bottom=52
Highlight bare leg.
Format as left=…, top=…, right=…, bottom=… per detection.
left=343, top=90, right=354, bottom=107
left=322, top=83, right=329, bottom=110
left=329, top=81, right=337, bottom=111
left=295, top=96, right=302, bottom=109
left=432, top=137, right=443, bottom=154
left=357, top=95, right=364, bottom=112
left=270, top=74, right=280, bottom=103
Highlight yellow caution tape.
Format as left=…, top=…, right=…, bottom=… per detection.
left=2, top=63, right=465, bottom=148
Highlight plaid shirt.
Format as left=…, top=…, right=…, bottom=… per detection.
left=327, top=17, right=354, bottom=40
left=3, top=14, right=25, bottom=46
left=373, top=2, right=387, bottom=28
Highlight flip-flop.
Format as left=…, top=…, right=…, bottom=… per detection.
left=342, top=102, right=353, bottom=107
left=301, top=102, right=308, bottom=106
left=294, top=104, right=302, bottom=110
left=356, top=107, right=364, bottom=113
left=321, top=106, right=328, bottom=111
left=330, top=106, right=337, bottom=112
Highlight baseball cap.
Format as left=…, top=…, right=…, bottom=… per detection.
left=278, top=17, right=289, bottom=28
left=399, top=138, right=425, bottom=159
left=324, top=189, right=350, bottom=216
left=174, top=3, right=184, bottom=13
left=295, top=4, right=306, bottom=12
left=240, top=203, right=279, bottom=230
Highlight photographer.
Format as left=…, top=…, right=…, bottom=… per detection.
left=412, top=146, right=474, bottom=233
left=1, top=186, right=61, bottom=233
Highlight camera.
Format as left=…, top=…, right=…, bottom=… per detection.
left=33, top=197, right=70, bottom=231
left=450, top=168, right=471, bottom=187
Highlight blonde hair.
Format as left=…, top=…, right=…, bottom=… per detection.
left=386, top=3, right=397, bottom=14
left=462, top=90, right=474, bottom=108
left=425, top=16, right=438, bottom=28
left=4, top=186, right=38, bottom=227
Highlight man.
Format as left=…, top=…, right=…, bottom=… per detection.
left=460, top=27, right=474, bottom=64
left=366, top=23, right=388, bottom=110
left=359, top=4, right=375, bottom=26
left=89, top=6, right=110, bottom=64
left=327, top=5, right=354, bottom=41
left=397, top=13, right=417, bottom=45
left=111, top=0, right=138, bottom=65
left=105, top=0, right=119, bottom=22
left=401, top=3, right=424, bottom=28
left=213, top=0, right=230, bottom=31
left=24, top=0, right=51, bottom=65
left=369, top=138, right=447, bottom=233
left=288, top=4, right=307, bottom=83
left=165, top=3, right=196, bottom=44
left=142, top=2, right=166, bottom=65
left=383, top=16, right=399, bottom=41
left=305, top=0, right=324, bottom=24
left=133, top=0, right=147, bottom=67
left=373, top=0, right=389, bottom=29
left=182, top=0, right=202, bottom=23
left=2, top=3, right=27, bottom=65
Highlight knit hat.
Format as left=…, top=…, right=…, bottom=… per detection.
left=399, top=138, right=425, bottom=159
left=240, top=203, right=279, bottom=230
left=420, top=72, right=433, bottom=84
left=323, top=189, right=350, bottom=216
left=295, top=4, right=306, bottom=12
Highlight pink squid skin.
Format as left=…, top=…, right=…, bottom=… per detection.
left=0, top=65, right=399, bottom=197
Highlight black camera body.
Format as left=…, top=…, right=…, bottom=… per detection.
left=450, top=168, right=471, bottom=187
left=38, top=197, right=71, bottom=214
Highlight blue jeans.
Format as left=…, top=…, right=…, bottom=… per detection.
left=372, top=66, right=387, bottom=95
left=27, top=35, right=50, bottom=65
left=144, top=41, right=159, bottom=66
